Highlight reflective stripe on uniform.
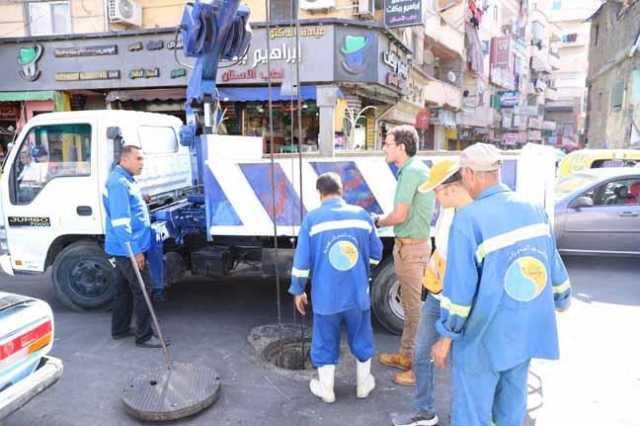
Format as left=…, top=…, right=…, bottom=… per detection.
left=476, top=223, right=550, bottom=263
left=553, top=279, right=571, bottom=294
left=369, top=258, right=380, bottom=266
left=111, top=217, right=131, bottom=227
left=291, top=267, right=310, bottom=278
left=441, top=296, right=471, bottom=318
left=309, top=219, right=372, bottom=236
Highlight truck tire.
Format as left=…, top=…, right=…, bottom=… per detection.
left=371, top=257, right=403, bottom=335
left=51, top=241, right=115, bottom=311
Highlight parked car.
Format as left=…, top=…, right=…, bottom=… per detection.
left=0, top=292, right=63, bottom=420
left=555, top=168, right=640, bottom=256
left=557, top=149, right=640, bottom=178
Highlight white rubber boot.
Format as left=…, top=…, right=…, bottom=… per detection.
left=309, top=365, right=336, bottom=403
left=356, top=358, right=375, bottom=399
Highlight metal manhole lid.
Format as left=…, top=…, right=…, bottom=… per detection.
left=122, top=362, right=221, bottom=422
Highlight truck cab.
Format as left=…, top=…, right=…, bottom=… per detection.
left=0, top=110, right=191, bottom=310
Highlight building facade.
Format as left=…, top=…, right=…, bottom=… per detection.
left=586, top=0, right=640, bottom=148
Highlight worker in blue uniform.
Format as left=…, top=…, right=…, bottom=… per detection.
left=289, top=172, right=383, bottom=403
left=103, top=145, right=163, bottom=349
left=431, top=143, right=571, bottom=426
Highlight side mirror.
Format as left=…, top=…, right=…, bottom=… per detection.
left=572, top=196, right=594, bottom=209
left=106, top=126, right=122, bottom=140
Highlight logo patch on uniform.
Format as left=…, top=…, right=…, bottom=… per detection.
left=504, top=256, right=547, bottom=302
left=328, top=240, right=359, bottom=271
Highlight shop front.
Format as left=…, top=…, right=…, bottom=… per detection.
left=0, top=21, right=410, bottom=155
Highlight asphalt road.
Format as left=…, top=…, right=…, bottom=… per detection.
left=1, top=256, right=639, bottom=426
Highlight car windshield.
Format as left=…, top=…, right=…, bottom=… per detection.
left=555, top=173, right=599, bottom=200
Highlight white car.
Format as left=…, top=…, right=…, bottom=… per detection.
left=0, top=292, right=63, bottom=419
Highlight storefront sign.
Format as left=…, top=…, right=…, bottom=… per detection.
left=269, top=26, right=327, bottom=40
left=146, top=40, right=164, bottom=51
left=499, top=91, right=519, bottom=107
left=503, top=132, right=527, bottom=145
left=528, top=116, right=543, bottom=129
left=0, top=104, right=19, bottom=120
left=382, top=50, right=408, bottom=80
left=129, top=68, right=160, bottom=79
left=54, top=45, right=117, bottom=58
left=386, top=73, right=401, bottom=88
left=528, top=130, right=542, bottom=140
left=513, top=105, right=540, bottom=116
left=18, top=44, right=43, bottom=82
left=171, top=68, right=187, bottom=79
left=55, top=70, right=121, bottom=81
left=404, top=79, right=425, bottom=106
left=246, top=44, right=301, bottom=69
left=415, top=108, right=430, bottom=129
left=384, top=0, right=422, bottom=28
left=490, top=37, right=516, bottom=90
left=128, top=42, right=143, bottom=52
left=166, top=39, right=184, bottom=50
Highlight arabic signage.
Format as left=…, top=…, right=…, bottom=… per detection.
left=216, top=25, right=332, bottom=85
left=0, top=24, right=409, bottom=92
left=384, top=0, right=422, bottom=28
left=54, top=45, right=117, bottom=58
left=0, top=104, right=19, bottom=120
left=499, top=91, right=519, bottom=107
left=490, top=36, right=516, bottom=90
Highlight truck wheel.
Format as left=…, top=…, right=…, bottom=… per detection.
left=371, top=257, right=403, bottom=335
left=52, top=241, right=115, bottom=311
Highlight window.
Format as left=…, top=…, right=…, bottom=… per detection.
left=611, top=82, right=625, bottom=111
left=586, top=178, right=640, bottom=206
left=552, top=0, right=561, bottom=10
left=11, top=124, right=91, bottom=205
left=269, top=0, right=297, bottom=21
left=138, top=126, right=179, bottom=154
left=28, top=1, right=70, bottom=36
left=594, top=24, right=599, bottom=46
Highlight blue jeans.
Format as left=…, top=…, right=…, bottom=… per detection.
left=414, top=294, right=441, bottom=414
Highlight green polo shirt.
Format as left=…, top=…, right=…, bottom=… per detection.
left=393, top=156, right=435, bottom=240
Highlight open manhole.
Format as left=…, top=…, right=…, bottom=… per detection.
left=263, top=337, right=313, bottom=370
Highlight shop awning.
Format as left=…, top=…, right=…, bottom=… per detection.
left=217, top=86, right=317, bottom=102
left=0, top=91, right=57, bottom=102
left=106, top=88, right=185, bottom=103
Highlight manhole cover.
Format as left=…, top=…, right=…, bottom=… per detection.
left=263, top=338, right=312, bottom=370
left=122, top=362, right=221, bottom=422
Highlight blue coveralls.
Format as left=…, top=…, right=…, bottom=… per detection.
left=289, top=197, right=383, bottom=367
left=103, top=165, right=155, bottom=343
left=103, top=165, right=151, bottom=257
left=436, top=184, right=571, bottom=426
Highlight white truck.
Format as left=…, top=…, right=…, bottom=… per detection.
left=0, top=110, right=556, bottom=335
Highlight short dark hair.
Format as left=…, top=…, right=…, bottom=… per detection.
left=119, top=145, right=140, bottom=161
left=389, top=125, right=419, bottom=157
left=316, top=172, right=343, bottom=196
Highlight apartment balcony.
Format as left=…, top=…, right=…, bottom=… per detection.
left=423, top=4, right=465, bottom=59
left=545, top=87, right=560, bottom=102
left=424, top=78, right=462, bottom=110
left=549, top=50, right=560, bottom=70
left=530, top=47, right=551, bottom=74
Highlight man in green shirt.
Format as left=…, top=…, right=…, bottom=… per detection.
left=375, top=125, right=435, bottom=386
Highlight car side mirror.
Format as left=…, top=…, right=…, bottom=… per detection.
left=572, top=196, right=594, bottom=209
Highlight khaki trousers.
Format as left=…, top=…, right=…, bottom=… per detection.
left=393, top=238, right=430, bottom=358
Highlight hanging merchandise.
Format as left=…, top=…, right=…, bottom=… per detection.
left=468, top=0, right=484, bottom=29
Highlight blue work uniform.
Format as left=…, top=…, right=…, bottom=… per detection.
left=289, top=197, right=383, bottom=367
left=103, top=165, right=151, bottom=257
left=437, top=184, right=571, bottom=426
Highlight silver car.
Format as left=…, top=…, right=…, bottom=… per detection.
left=555, top=168, right=640, bottom=256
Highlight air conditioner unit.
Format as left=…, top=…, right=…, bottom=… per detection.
left=107, top=0, right=142, bottom=27
left=357, top=0, right=375, bottom=18
left=299, top=0, right=336, bottom=10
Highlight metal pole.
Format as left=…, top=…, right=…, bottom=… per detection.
left=125, top=242, right=173, bottom=370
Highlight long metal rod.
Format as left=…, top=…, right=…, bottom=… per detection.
left=265, top=0, right=283, bottom=331
left=293, top=1, right=306, bottom=366
left=125, top=242, right=173, bottom=370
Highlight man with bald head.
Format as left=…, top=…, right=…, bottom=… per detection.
left=431, top=143, right=571, bottom=426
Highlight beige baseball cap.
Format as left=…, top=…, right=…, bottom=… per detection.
left=459, top=143, right=502, bottom=172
